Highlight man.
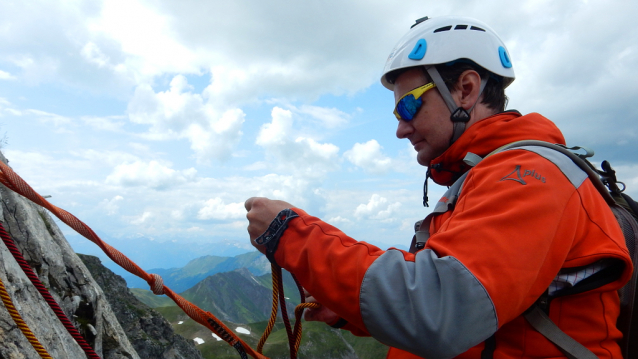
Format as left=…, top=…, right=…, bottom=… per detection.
left=245, top=16, right=632, bottom=358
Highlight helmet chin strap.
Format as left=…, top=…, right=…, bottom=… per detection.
left=424, top=66, right=488, bottom=145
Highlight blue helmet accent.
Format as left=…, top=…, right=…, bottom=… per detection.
left=408, top=39, right=427, bottom=60
left=498, top=46, right=512, bottom=68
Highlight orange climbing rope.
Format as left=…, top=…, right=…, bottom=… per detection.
left=0, top=160, right=266, bottom=359
left=0, top=275, right=53, bottom=359
left=257, top=264, right=320, bottom=358
left=0, top=160, right=325, bottom=359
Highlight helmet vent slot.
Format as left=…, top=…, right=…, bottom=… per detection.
left=434, top=26, right=453, bottom=33
left=470, top=26, right=486, bottom=32
left=454, top=25, right=468, bottom=30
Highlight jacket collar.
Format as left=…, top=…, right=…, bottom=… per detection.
left=429, top=111, right=566, bottom=186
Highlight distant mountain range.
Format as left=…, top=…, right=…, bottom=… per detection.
left=127, top=252, right=389, bottom=358
left=72, top=236, right=256, bottom=277
left=123, top=251, right=270, bottom=292
left=129, top=252, right=302, bottom=323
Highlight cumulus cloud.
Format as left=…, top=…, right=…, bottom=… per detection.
left=256, top=107, right=340, bottom=178
left=493, top=0, right=638, bottom=153
left=354, top=194, right=401, bottom=221
left=0, top=0, right=421, bottom=103
left=344, top=140, right=393, bottom=175
left=0, top=70, right=15, bottom=80
left=81, top=42, right=110, bottom=68
left=197, top=198, right=245, bottom=220
left=128, top=75, right=245, bottom=162
left=105, top=160, right=197, bottom=190
left=131, top=211, right=152, bottom=225
left=297, top=105, right=351, bottom=129
left=100, top=195, right=124, bottom=215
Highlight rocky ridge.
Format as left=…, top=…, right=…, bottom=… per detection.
left=0, top=150, right=200, bottom=359
left=79, top=254, right=203, bottom=359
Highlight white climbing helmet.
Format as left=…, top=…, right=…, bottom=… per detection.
left=381, top=16, right=515, bottom=90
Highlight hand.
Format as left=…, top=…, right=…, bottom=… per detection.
left=303, top=288, right=339, bottom=324
left=245, top=197, right=293, bottom=253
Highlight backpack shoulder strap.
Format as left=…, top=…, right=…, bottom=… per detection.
left=523, top=306, right=598, bottom=359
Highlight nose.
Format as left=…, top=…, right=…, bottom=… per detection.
left=396, top=119, right=413, bottom=139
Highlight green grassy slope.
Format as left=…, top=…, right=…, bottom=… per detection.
left=155, top=305, right=388, bottom=359
left=128, top=288, right=174, bottom=307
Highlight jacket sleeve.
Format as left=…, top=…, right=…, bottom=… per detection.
left=270, top=211, right=498, bottom=358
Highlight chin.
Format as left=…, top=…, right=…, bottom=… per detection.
left=416, top=154, right=431, bottom=167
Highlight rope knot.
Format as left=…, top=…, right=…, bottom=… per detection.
left=148, top=273, right=165, bottom=295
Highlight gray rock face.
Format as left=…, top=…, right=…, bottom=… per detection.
left=78, top=254, right=203, bottom=359
left=0, top=151, right=200, bottom=359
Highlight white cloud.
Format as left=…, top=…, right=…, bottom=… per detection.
left=71, top=149, right=139, bottom=167
left=127, top=75, right=245, bottom=162
left=25, top=109, right=72, bottom=126
left=82, top=116, right=126, bottom=132
left=0, top=98, right=16, bottom=117
left=81, top=42, right=110, bottom=68
left=326, top=216, right=352, bottom=225
left=105, top=160, right=197, bottom=190
left=87, top=0, right=199, bottom=79
left=354, top=194, right=401, bottom=221
left=612, top=164, right=638, bottom=198
left=100, top=195, right=124, bottom=215
left=344, top=140, right=393, bottom=175
left=197, top=198, right=245, bottom=220
left=131, top=211, right=152, bottom=225
left=0, top=70, right=15, bottom=80
left=256, top=107, right=340, bottom=178
left=297, top=105, right=351, bottom=129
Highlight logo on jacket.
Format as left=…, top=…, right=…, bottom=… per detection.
left=500, top=166, right=547, bottom=185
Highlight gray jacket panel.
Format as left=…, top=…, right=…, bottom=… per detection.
left=506, top=146, right=588, bottom=188
left=360, top=249, right=498, bottom=359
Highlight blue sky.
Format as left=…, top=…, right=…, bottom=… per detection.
left=1, top=0, right=637, bottom=274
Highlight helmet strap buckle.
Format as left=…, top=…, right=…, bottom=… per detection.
left=450, top=107, right=470, bottom=122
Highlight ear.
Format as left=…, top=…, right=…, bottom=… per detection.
left=454, top=70, right=483, bottom=110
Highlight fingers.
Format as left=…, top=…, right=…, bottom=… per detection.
left=244, top=196, right=265, bottom=212
left=244, top=197, right=294, bottom=251
left=244, top=197, right=255, bottom=211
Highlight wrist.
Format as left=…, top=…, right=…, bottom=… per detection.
left=254, top=208, right=299, bottom=264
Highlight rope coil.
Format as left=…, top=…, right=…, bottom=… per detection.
left=257, top=264, right=320, bottom=359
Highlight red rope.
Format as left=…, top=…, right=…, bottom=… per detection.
left=0, top=222, right=101, bottom=359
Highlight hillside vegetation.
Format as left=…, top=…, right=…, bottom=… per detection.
left=129, top=251, right=388, bottom=358
left=155, top=306, right=388, bottom=359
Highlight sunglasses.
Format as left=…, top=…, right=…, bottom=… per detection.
left=393, top=82, right=437, bottom=121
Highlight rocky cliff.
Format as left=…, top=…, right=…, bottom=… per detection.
left=79, top=254, right=203, bottom=359
left=0, top=151, right=200, bottom=359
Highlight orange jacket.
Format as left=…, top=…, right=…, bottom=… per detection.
left=265, top=111, right=632, bottom=358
